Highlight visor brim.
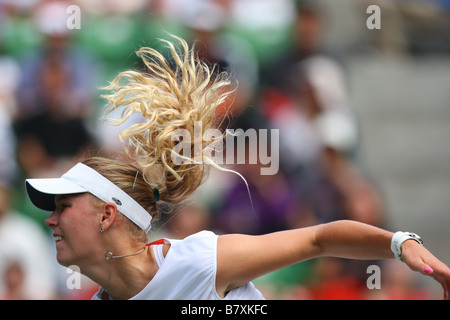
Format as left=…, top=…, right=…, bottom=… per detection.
left=25, top=178, right=87, bottom=212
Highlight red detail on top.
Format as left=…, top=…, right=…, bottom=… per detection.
left=146, top=238, right=165, bottom=246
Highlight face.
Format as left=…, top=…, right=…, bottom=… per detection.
left=45, top=193, right=101, bottom=267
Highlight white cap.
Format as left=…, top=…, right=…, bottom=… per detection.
left=25, top=163, right=152, bottom=232
left=315, top=108, right=358, bottom=153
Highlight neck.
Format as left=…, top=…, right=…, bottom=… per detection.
left=82, top=244, right=157, bottom=300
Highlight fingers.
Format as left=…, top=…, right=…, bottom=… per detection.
left=400, top=239, right=450, bottom=299
left=404, top=254, right=432, bottom=275
left=423, top=266, right=433, bottom=275
left=440, top=276, right=450, bottom=300
left=402, top=242, right=438, bottom=274
left=427, top=263, right=450, bottom=300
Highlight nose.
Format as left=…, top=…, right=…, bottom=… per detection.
left=45, top=210, right=59, bottom=229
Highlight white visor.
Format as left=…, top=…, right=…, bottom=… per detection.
left=25, top=163, right=152, bottom=232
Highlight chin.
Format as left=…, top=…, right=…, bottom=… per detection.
left=55, top=249, right=78, bottom=268
left=56, top=254, right=72, bottom=267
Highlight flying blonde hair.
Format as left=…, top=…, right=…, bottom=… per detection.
left=100, top=34, right=237, bottom=207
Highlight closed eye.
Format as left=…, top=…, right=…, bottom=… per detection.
left=55, top=195, right=72, bottom=212
left=56, top=203, right=70, bottom=212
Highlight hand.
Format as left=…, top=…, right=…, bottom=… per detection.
left=401, top=239, right=450, bottom=299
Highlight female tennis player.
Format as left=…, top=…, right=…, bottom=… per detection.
left=25, top=35, right=450, bottom=300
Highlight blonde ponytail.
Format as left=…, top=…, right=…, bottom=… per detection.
left=101, top=34, right=234, bottom=205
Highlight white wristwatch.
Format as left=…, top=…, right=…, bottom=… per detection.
left=391, top=231, right=424, bottom=262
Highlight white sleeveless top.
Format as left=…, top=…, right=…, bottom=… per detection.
left=92, top=231, right=265, bottom=300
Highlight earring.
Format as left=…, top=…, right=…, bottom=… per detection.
left=100, top=226, right=105, bottom=233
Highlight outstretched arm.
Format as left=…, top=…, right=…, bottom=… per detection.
left=216, top=220, right=450, bottom=299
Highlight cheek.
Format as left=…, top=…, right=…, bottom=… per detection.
left=57, top=210, right=99, bottom=264
left=61, top=208, right=96, bottom=236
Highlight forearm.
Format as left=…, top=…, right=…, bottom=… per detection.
left=218, top=220, right=450, bottom=299
left=314, top=220, right=395, bottom=260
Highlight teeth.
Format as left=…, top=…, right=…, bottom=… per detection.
left=54, top=236, right=63, bottom=241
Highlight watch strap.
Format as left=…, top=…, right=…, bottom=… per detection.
left=391, top=231, right=424, bottom=262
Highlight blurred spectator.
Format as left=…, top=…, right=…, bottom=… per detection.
left=0, top=107, right=17, bottom=186
left=315, top=107, right=384, bottom=226
left=0, top=184, right=57, bottom=299
left=259, top=1, right=361, bottom=226
left=210, top=163, right=302, bottom=235
left=0, top=25, right=20, bottom=185
left=262, top=1, right=332, bottom=92
left=12, top=0, right=97, bottom=177
left=0, top=260, right=26, bottom=300
left=207, top=131, right=311, bottom=235
left=16, top=0, right=98, bottom=119
left=250, top=1, right=386, bottom=298
left=0, top=41, right=21, bottom=116
left=226, top=0, right=296, bottom=65
left=180, top=0, right=259, bottom=118
left=0, top=0, right=43, bottom=56
left=261, top=1, right=352, bottom=172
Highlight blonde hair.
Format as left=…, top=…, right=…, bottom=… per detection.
left=86, top=34, right=234, bottom=238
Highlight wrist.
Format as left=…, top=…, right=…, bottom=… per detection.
left=390, top=231, right=424, bottom=262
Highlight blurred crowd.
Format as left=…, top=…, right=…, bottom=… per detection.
left=1, top=0, right=448, bottom=300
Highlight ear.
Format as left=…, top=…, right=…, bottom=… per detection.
left=99, top=202, right=118, bottom=231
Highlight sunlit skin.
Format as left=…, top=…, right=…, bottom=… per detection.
left=46, top=194, right=160, bottom=300
left=47, top=194, right=100, bottom=267
left=45, top=194, right=450, bottom=300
